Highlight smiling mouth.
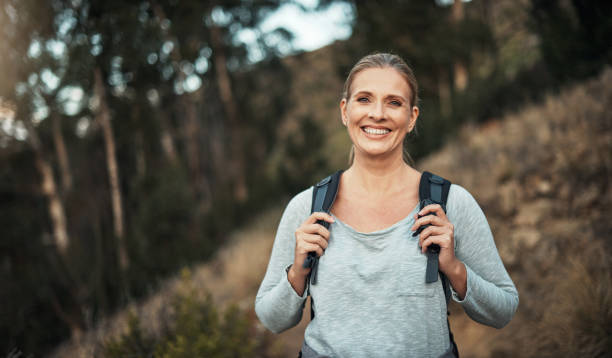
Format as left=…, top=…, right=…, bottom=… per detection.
left=362, top=126, right=391, bottom=135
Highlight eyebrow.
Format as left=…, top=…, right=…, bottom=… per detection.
left=353, top=90, right=408, bottom=102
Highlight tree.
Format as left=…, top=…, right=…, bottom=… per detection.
left=93, top=66, right=129, bottom=272
left=0, top=0, right=295, bottom=353
left=530, top=0, right=612, bottom=83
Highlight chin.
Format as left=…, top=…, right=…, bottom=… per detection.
left=356, top=146, right=397, bottom=158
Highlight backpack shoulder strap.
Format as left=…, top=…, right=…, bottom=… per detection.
left=311, top=170, right=343, bottom=221
left=305, top=170, right=343, bottom=320
left=418, top=171, right=451, bottom=284
left=418, top=171, right=459, bottom=357
left=419, top=171, right=451, bottom=213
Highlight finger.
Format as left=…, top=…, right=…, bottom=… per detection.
left=417, top=204, right=439, bottom=217
left=418, top=225, right=446, bottom=246
left=297, top=239, right=318, bottom=254
left=303, top=223, right=330, bottom=240
left=421, top=235, right=452, bottom=253
left=411, top=214, right=445, bottom=232
left=419, top=226, right=447, bottom=240
left=301, top=233, right=329, bottom=250
left=306, top=212, right=335, bottom=225
left=421, top=236, right=440, bottom=253
left=417, top=204, right=447, bottom=219
left=300, top=242, right=324, bottom=257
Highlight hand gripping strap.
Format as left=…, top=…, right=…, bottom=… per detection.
left=419, top=171, right=458, bottom=357
left=306, top=170, right=342, bottom=284
left=304, top=170, right=342, bottom=321
left=418, top=171, right=451, bottom=283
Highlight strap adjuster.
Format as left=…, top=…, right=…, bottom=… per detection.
left=316, top=175, right=332, bottom=187
left=420, top=198, right=446, bottom=213
left=429, top=174, right=444, bottom=185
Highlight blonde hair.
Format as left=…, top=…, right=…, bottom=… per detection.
left=342, top=52, right=419, bottom=166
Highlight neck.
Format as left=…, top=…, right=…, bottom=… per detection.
left=344, top=150, right=419, bottom=196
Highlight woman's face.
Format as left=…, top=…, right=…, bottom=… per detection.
left=340, top=67, right=418, bottom=162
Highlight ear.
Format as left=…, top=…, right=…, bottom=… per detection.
left=340, top=98, right=348, bottom=126
left=408, top=106, right=419, bottom=132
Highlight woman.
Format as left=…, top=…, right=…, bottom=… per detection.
left=255, top=53, right=518, bottom=358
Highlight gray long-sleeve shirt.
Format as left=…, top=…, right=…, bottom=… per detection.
left=255, top=184, right=518, bottom=358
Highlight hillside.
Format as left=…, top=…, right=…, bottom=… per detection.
left=419, top=67, right=612, bottom=357
left=49, top=67, right=612, bottom=357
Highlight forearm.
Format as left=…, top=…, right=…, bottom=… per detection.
left=446, top=184, right=519, bottom=328
left=254, top=187, right=313, bottom=333
left=452, top=264, right=518, bottom=328
left=255, top=266, right=309, bottom=333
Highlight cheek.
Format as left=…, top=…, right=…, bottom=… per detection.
left=347, top=107, right=368, bottom=123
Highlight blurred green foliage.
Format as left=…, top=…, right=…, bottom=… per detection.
left=104, top=270, right=259, bottom=358
left=530, top=0, right=612, bottom=84
left=104, top=313, right=157, bottom=358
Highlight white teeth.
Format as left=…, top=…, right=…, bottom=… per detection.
left=363, top=127, right=390, bottom=135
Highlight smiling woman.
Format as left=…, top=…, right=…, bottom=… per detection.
left=340, top=54, right=420, bottom=167
left=255, top=53, right=518, bottom=358
left=341, top=66, right=419, bottom=167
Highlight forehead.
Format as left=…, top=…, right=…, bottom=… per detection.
left=351, top=67, right=411, bottom=97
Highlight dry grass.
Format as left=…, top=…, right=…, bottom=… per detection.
left=523, top=244, right=612, bottom=358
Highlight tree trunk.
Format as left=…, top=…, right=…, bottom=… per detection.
left=23, top=113, right=85, bottom=337
left=210, top=24, right=248, bottom=203
left=92, top=203, right=108, bottom=316
left=159, top=112, right=178, bottom=163
left=452, top=0, right=468, bottom=91
left=51, top=113, right=73, bottom=192
left=183, top=93, right=201, bottom=188
left=153, top=2, right=212, bottom=208
left=49, top=289, right=85, bottom=340
left=438, top=68, right=452, bottom=117
left=94, top=67, right=129, bottom=272
left=36, top=156, right=69, bottom=253
left=453, top=61, right=468, bottom=91
left=208, top=100, right=228, bottom=194
left=132, top=106, right=147, bottom=177
left=23, top=118, right=70, bottom=255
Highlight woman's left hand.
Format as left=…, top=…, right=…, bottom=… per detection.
left=411, top=203, right=459, bottom=275
left=411, top=203, right=468, bottom=299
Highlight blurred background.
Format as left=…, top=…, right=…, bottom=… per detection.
left=1, top=0, right=611, bottom=357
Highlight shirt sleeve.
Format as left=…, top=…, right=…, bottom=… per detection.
left=254, top=187, right=313, bottom=334
left=446, top=184, right=519, bottom=329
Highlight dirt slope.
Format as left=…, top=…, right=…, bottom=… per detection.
left=419, top=68, right=612, bottom=357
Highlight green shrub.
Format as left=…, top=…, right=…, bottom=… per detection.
left=103, top=270, right=256, bottom=358
left=155, top=294, right=254, bottom=358
left=104, top=312, right=157, bottom=358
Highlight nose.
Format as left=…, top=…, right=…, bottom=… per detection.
left=368, top=101, right=385, bottom=120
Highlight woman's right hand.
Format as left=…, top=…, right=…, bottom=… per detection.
left=291, top=212, right=334, bottom=278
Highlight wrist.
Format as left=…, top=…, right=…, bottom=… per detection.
left=450, top=259, right=465, bottom=277
left=286, top=263, right=308, bottom=297
left=447, top=259, right=467, bottom=300
left=288, top=263, right=308, bottom=280
left=442, top=258, right=463, bottom=280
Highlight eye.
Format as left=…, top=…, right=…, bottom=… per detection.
left=389, top=100, right=402, bottom=106
left=356, top=97, right=369, bottom=103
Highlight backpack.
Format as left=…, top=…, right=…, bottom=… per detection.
left=303, top=170, right=459, bottom=357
